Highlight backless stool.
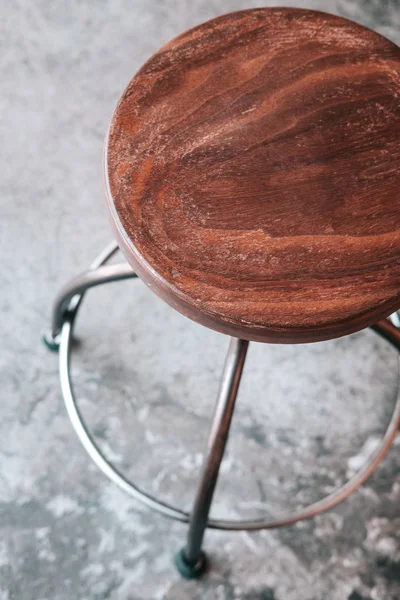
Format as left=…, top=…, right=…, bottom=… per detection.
left=44, top=8, right=400, bottom=579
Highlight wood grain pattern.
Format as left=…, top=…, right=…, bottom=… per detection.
left=105, top=8, right=400, bottom=343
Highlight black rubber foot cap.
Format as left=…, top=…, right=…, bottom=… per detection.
left=42, top=331, right=60, bottom=352
left=174, top=548, right=208, bottom=579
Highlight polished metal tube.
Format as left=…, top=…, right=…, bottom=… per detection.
left=50, top=263, right=136, bottom=337
left=183, top=337, right=249, bottom=564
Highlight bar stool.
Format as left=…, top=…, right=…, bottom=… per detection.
left=44, top=7, right=400, bottom=579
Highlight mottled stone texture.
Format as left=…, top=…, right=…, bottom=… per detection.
left=1, top=1, right=399, bottom=599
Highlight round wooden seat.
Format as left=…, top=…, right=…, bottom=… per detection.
left=105, top=7, right=400, bottom=343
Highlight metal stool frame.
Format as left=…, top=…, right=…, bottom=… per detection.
left=44, top=242, right=400, bottom=578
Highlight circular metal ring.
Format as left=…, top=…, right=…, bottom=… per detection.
left=58, top=245, right=400, bottom=531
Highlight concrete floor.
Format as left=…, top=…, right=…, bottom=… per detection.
left=2, top=0, right=400, bottom=598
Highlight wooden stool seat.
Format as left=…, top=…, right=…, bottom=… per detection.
left=105, top=7, right=400, bottom=343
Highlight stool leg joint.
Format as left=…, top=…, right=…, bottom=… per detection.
left=42, top=250, right=136, bottom=353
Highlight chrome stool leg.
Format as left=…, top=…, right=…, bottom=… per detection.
left=175, top=338, right=249, bottom=578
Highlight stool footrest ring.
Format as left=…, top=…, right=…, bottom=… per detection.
left=46, top=242, right=400, bottom=532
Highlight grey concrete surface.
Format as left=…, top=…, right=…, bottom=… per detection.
left=1, top=1, right=400, bottom=598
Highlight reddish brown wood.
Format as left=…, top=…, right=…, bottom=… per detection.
left=105, top=8, right=400, bottom=343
